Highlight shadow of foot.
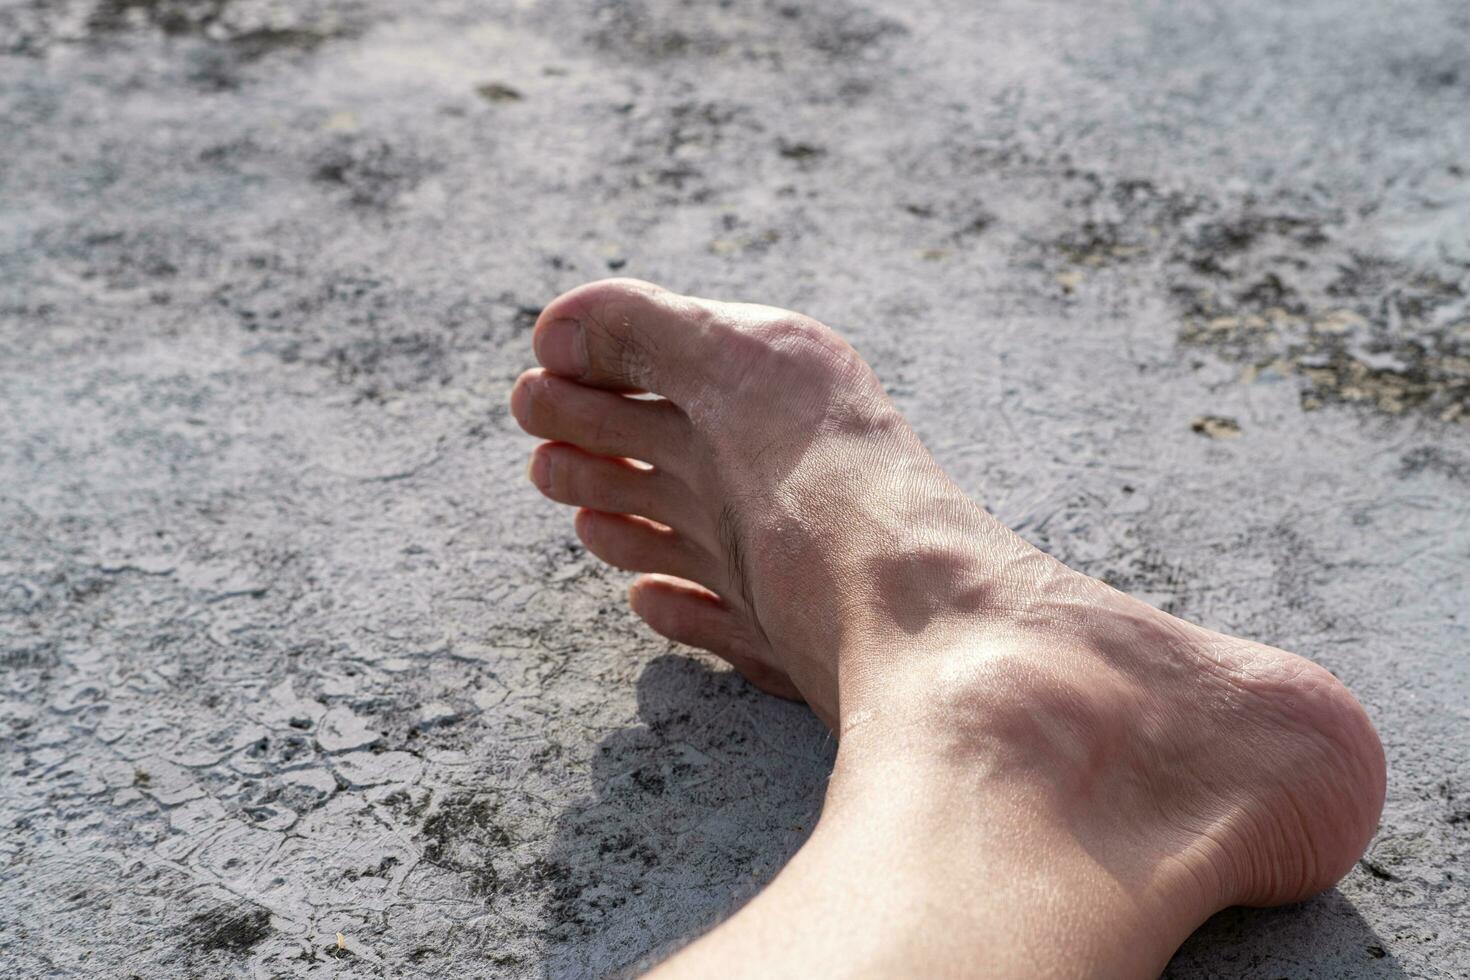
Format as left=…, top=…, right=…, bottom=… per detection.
left=538, top=654, right=833, bottom=979
left=532, top=658, right=1403, bottom=980
left=1167, top=888, right=1409, bottom=978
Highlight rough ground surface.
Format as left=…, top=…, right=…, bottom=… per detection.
left=2, top=1, right=1467, bottom=977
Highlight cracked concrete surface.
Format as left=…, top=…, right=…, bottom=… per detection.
left=1, top=0, right=1467, bottom=976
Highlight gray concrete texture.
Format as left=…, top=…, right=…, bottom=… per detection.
left=1, top=0, right=1467, bottom=976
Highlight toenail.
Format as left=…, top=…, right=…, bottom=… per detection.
left=529, top=450, right=551, bottom=490
left=536, top=318, right=588, bottom=377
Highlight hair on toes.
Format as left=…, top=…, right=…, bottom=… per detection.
left=584, top=298, right=659, bottom=388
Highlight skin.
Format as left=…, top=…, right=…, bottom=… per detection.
left=508, top=278, right=1388, bottom=979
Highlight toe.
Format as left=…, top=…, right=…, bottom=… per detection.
left=627, top=574, right=744, bottom=654
left=510, top=368, right=692, bottom=470
left=529, top=442, right=690, bottom=527
left=533, top=278, right=877, bottom=425
left=629, top=574, right=804, bottom=702
left=574, top=509, right=722, bottom=593
left=533, top=278, right=716, bottom=398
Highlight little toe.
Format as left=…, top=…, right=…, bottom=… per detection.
left=574, top=509, right=722, bottom=594
left=629, top=574, right=804, bottom=702
left=529, top=442, right=690, bottom=528
left=510, top=368, right=691, bottom=471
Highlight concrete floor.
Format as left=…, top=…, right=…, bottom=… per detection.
left=2, top=1, right=1467, bottom=976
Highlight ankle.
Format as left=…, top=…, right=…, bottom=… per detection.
left=818, top=727, right=1213, bottom=979
left=837, top=624, right=1129, bottom=762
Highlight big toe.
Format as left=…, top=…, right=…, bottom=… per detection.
left=533, top=278, right=715, bottom=398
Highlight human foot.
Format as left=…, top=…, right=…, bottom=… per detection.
left=509, top=278, right=1385, bottom=963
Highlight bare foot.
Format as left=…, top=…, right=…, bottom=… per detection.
left=509, top=278, right=1386, bottom=973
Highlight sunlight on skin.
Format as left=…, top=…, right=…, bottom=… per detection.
left=511, top=278, right=1386, bottom=979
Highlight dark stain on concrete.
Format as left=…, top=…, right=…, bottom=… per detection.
left=87, top=0, right=356, bottom=56
left=584, top=0, right=905, bottom=66
left=1399, top=446, right=1470, bottom=482
left=311, top=135, right=436, bottom=210
left=1036, top=161, right=1469, bottom=426
left=419, top=792, right=515, bottom=898
left=188, top=906, right=272, bottom=953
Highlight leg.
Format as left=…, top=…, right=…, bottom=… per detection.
left=509, top=279, right=1386, bottom=978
